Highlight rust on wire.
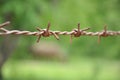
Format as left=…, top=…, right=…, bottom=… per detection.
left=36, top=22, right=59, bottom=42
left=98, top=25, right=108, bottom=43
left=0, top=21, right=120, bottom=43
left=70, top=23, right=90, bottom=43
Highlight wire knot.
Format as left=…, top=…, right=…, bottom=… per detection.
left=73, top=23, right=90, bottom=37
left=98, top=25, right=108, bottom=43
left=70, top=23, right=90, bottom=43
left=100, top=25, right=108, bottom=37
left=36, top=22, right=59, bottom=42
left=73, top=23, right=81, bottom=37
left=41, top=29, right=50, bottom=37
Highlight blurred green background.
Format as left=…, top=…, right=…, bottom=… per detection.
left=0, top=0, right=120, bottom=80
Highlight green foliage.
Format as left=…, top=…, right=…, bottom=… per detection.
left=0, top=0, right=120, bottom=59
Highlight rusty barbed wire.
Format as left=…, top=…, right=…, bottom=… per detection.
left=0, top=21, right=120, bottom=43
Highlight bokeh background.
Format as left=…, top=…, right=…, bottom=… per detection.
left=0, top=0, right=120, bottom=80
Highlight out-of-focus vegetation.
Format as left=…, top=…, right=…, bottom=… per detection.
left=0, top=0, right=120, bottom=80
left=3, top=59, right=120, bottom=80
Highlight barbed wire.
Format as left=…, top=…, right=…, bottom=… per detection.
left=0, top=21, right=120, bottom=43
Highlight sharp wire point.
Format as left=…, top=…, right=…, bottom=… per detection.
left=47, top=22, right=50, bottom=32
left=36, top=27, right=42, bottom=31
left=78, top=23, right=80, bottom=31
left=98, top=36, right=101, bottom=44
left=104, top=25, right=107, bottom=32
left=70, top=35, right=73, bottom=44
left=37, top=35, right=41, bottom=43
left=53, top=33, right=59, bottom=40
left=82, top=27, right=90, bottom=31
left=0, top=21, right=10, bottom=28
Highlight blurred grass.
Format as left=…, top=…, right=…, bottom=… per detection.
left=3, top=59, right=120, bottom=80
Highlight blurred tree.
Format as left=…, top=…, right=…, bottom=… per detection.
left=0, top=0, right=41, bottom=79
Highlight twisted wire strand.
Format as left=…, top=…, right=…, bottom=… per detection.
left=0, top=29, right=120, bottom=36
left=0, top=21, right=120, bottom=42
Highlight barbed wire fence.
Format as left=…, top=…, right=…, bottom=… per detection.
left=0, top=21, right=120, bottom=43
left=1, top=21, right=120, bottom=80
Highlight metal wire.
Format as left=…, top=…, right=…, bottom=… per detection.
left=0, top=21, right=120, bottom=43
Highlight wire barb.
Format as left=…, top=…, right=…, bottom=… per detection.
left=98, top=25, right=108, bottom=43
left=36, top=27, right=42, bottom=42
left=70, top=23, right=90, bottom=43
left=0, top=21, right=10, bottom=28
left=73, top=23, right=81, bottom=37
left=36, top=22, right=59, bottom=42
